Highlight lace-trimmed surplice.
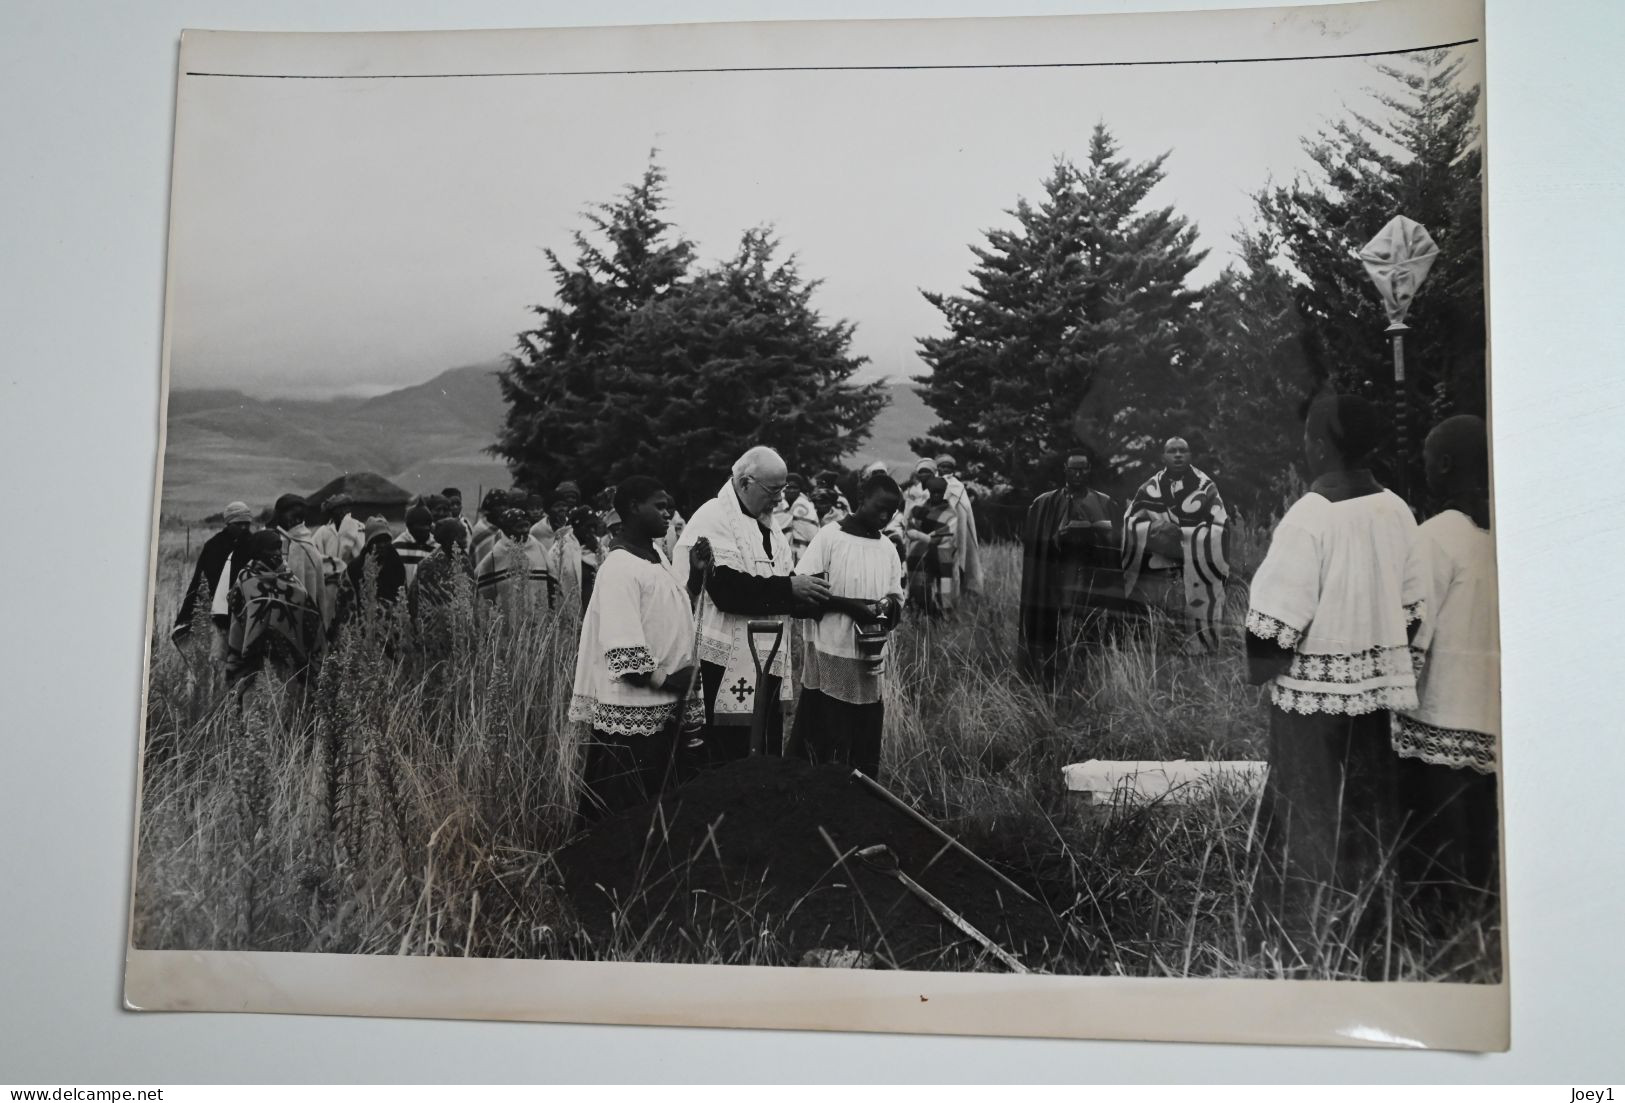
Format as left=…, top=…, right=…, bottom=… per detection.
left=1246, top=489, right=1426, bottom=717
left=569, top=546, right=703, bottom=738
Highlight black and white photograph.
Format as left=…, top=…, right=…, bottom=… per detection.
left=128, top=0, right=1504, bottom=1047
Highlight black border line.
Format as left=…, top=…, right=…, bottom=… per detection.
left=184, top=35, right=1479, bottom=79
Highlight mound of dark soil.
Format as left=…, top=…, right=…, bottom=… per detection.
left=557, top=756, right=1060, bottom=971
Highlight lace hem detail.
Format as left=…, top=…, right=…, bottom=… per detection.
left=801, top=647, right=884, bottom=706
left=1392, top=714, right=1497, bottom=773
left=1245, top=609, right=1303, bottom=648
left=1285, top=644, right=1413, bottom=686
left=697, top=636, right=734, bottom=669
left=567, top=694, right=702, bottom=738
left=1269, top=683, right=1418, bottom=716
left=606, top=646, right=655, bottom=678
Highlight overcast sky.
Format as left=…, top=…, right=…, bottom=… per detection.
left=166, top=43, right=1478, bottom=399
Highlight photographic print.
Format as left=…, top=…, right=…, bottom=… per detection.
left=128, top=0, right=1505, bottom=1048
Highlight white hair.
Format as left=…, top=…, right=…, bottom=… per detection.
left=732, top=446, right=786, bottom=480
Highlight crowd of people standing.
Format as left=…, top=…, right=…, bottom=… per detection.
left=171, top=398, right=1499, bottom=940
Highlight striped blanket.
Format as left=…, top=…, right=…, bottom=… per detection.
left=475, top=536, right=556, bottom=608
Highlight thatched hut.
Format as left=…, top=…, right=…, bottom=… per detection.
left=306, top=471, right=414, bottom=524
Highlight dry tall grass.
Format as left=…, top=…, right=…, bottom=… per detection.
left=133, top=524, right=1500, bottom=980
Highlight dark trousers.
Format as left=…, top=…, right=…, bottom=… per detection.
left=791, top=688, right=884, bottom=780
left=699, top=660, right=784, bottom=763
left=576, top=727, right=678, bottom=826
left=1396, top=757, right=1500, bottom=898
left=1255, top=708, right=1401, bottom=942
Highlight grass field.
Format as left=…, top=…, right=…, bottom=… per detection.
left=133, top=524, right=1501, bottom=980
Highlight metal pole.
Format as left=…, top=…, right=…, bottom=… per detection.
left=1387, top=321, right=1410, bottom=502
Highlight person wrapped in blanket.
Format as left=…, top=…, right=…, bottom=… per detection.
left=1018, top=451, right=1124, bottom=688
left=475, top=505, right=556, bottom=613
left=210, top=493, right=331, bottom=646
left=1393, top=414, right=1501, bottom=905
left=569, top=476, right=709, bottom=823
left=223, top=528, right=325, bottom=688
left=469, top=489, right=509, bottom=567
left=335, top=516, right=407, bottom=639
left=439, top=487, right=473, bottom=545
left=902, top=475, right=956, bottom=617
left=1245, top=394, right=1425, bottom=949
left=312, top=493, right=365, bottom=616
left=778, top=473, right=822, bottom=563
left=550, top=504, right=604, bottom=614
left=391, top=505, right=437, bottom=588
left=813, top=469, right=851, bottom=526
left=527, top=481, right=580, bottom=558
left=408, top=517, right=476, bottom=657
left=171, top=500, right=254, bottom=660
left=789, top=472, right=906, bottom=780
left=1120, top=437, right=1232, bottom=652
left=932, top=454, right=984, bottom=604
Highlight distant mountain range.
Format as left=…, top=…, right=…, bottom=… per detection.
left=158, top=363, right=935, bottom=519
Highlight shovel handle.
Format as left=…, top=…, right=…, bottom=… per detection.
left=746, top=620, right=786, bottom=756
left=746, top=620, right=785, bottom=674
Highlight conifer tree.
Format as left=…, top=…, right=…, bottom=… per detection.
left=1253, top=49, right=1484, bottom=483
left=493, top=160, right=883, bottom=509
left=913, top=125, right=1207, bottom=497
left=1189, top=229, right=1316, bottom=518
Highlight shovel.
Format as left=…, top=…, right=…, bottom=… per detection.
left=854, top=844, right=1030, bottom=974
left=746, top=619, right=786, bottom=756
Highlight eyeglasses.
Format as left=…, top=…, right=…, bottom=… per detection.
left=747, top=477, right=788, bottom=498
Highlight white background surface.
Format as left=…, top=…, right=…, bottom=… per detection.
left=2, top=0, right=1621, bottom=1083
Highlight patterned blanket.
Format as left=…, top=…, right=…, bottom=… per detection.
left=1120, top=466, right=1231, bottom=647
left=225, top=567, right=324, bottom=684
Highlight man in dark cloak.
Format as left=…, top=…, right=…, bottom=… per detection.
left=1019, top=452, right=1124, bottom=688
left=172, top=500, right=254, bottom=651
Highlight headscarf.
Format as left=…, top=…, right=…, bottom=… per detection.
left=223, top=501, right=254, bottom=525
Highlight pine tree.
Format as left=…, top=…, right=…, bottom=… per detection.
left=1254, top=49, right=1484, bottom=486
left=626, top=230, right=886, bottom=506
left=493, top=161, right=884, bottom=509
left=1190, top=230, right=1317, bottom=519
left=913, top=125, right=1207, bottom=498
left=494, top=160, right=695, bottom=494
